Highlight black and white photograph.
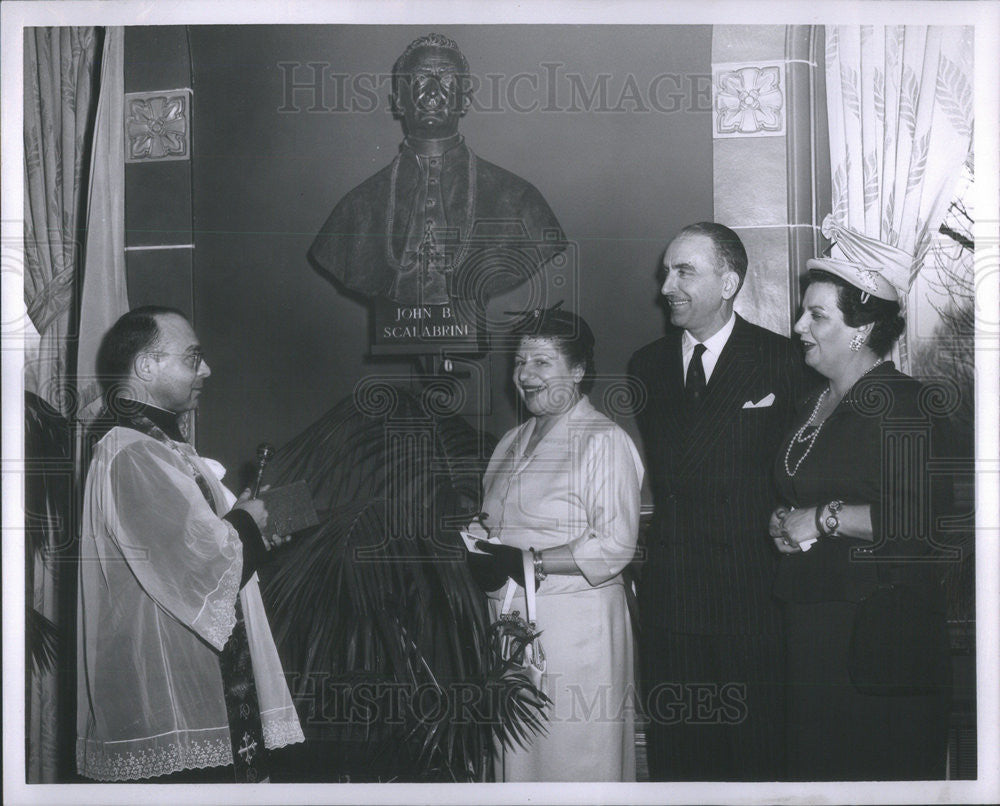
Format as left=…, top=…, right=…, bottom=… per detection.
left=2, top=1, right=998, bottom=804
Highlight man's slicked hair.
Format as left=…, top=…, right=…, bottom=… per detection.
left=96, top=306, right=185, bottom=394
left=679, top=221, right=748, bottom=292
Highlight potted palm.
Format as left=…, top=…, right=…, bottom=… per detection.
left=261, top=384, right=547, bottom=781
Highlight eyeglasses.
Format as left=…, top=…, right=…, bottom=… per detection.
left=147, top=349, right=206, bottom=371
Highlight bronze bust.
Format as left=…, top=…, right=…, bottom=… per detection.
left=309, top=34, right=566, bottom=308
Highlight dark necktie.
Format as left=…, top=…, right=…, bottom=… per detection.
left=686, top=343, right=707, bottom=406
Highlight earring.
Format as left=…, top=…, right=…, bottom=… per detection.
left=849, top=332, right=866, bottom=352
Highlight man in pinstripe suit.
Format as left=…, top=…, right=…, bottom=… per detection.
left=628, top=223, right=806, bottom=780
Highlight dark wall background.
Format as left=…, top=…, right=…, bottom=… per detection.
left=124, top=28, right=194, bottom=316
left=135, top=25, right=713, bottom=474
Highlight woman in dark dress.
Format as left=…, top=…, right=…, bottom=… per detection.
left=770, top=232, right=957, bottom=781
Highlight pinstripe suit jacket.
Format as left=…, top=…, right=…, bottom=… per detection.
left=628, top=315, right=805, bottom=636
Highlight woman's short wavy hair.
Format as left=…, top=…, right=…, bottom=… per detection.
left=807, top=269, right=905, bottom=355
left=511, top=306, right=596, bottom=393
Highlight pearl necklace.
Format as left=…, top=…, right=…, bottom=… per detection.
left=784, top=358, right=884, bottom=477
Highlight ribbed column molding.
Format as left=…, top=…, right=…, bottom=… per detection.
left=711, top=25, right=830, bottom=337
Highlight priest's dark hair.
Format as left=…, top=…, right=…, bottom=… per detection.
left=97, top=305, right=186, bottom=394
left=511, top=303, right=596, bottom=392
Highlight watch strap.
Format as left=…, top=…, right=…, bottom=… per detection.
left=816, top=500, right=843, bottom=537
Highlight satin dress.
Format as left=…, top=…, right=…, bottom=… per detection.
left=481, top=396, right=644, bottom=781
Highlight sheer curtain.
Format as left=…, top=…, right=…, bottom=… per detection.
left=824, top=25, right=974, bottom=371
left=23, top=26, right=127, bottom=781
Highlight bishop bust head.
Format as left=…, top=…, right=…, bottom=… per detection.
left=391, top=33, right=471, bottom=141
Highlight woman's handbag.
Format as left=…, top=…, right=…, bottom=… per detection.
left=847, top=583, right=950, bottom=696
left=488, top=551, right=546, bottom=691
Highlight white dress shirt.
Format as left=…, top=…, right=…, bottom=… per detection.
left=681, top=312, right=737, bottom=385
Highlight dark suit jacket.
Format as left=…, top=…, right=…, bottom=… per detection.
left=629, top=314, right=805, bottom=636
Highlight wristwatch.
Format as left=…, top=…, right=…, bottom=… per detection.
left=817, top=499, right=843, bottom=537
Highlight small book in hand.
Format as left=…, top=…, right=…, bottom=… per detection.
left=258, top=481, right=319, bottom=544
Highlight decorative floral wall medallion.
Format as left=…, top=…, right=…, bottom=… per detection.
left=712, top=63, right=785, bottom=138
left=125, top=89, right=191, bottom=162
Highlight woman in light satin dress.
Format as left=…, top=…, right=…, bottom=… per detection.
left=468, top=308, right=644, bottom=781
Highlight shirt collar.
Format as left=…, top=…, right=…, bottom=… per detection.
left=519, top=394, right=594, bottom=452
left=402, top=133, right=463, bottom=158
left=682, top=311, right=737, bottom=357
left=117, top=399, right=185, bottom=442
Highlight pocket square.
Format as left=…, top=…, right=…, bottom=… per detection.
left=742, top=392, right=775, bottom=409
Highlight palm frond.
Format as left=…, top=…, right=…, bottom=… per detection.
left=24, top=392, right=71, bottom=561
left=261, top=386, right=543, bottom=780
left=27, top=607, right=59, bottom=676
left=263, top=397, right=389, bottom=514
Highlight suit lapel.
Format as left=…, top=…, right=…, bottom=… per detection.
left=704, top=316, right=759, bottom=413
left=677, top=316, right=760, bottom=470
left=657, top=331, right=686, bottom=438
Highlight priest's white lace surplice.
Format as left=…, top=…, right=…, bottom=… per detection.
left=77, top=427, right=303, bottom=781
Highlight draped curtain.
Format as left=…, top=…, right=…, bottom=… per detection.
left=824, top=25, right=974, bottom=371
left=23, top=26, right=99, bottom=783
left=23, top=26, right=127, bottom=782
left=23, top=28, right=100, bottom=414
